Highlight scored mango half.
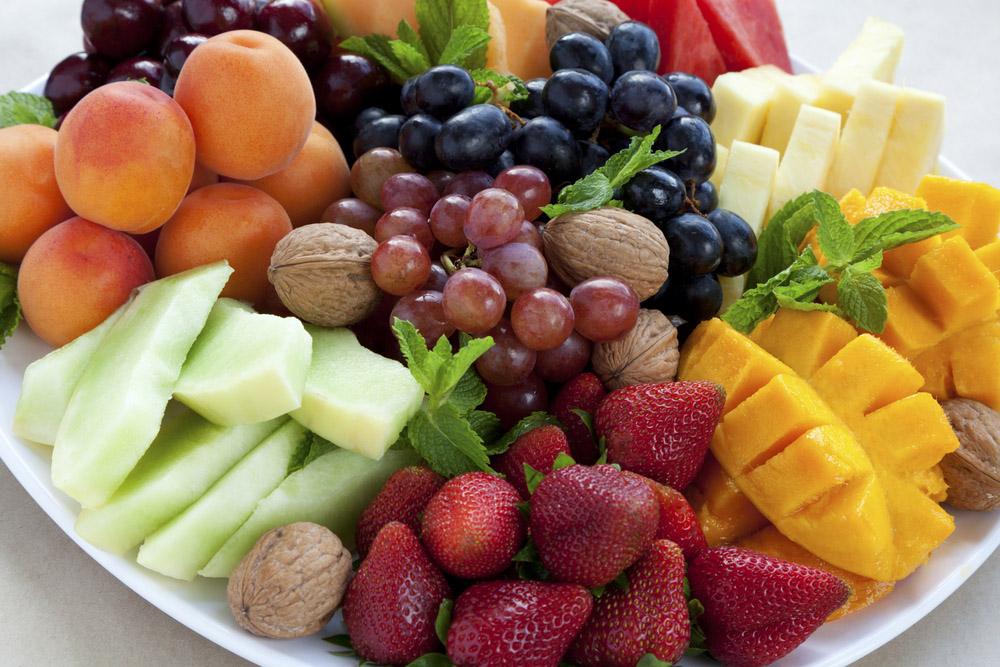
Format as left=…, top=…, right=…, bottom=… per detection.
left=678, top=310, right=959, bottom=582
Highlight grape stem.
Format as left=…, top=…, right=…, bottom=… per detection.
left=440, top=243, right=482, bottom=275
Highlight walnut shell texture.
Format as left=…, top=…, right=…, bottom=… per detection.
left=268, top=223, right=380, bottom=327
left=227, top=522, right=353, bottom=638
left=542, top=208, right=670, bottom=300
left=940, top=398, right=1000, bottom=511
left=546, top=0, right=630, bottom=50
left=592, top=309, right=679, bottom=391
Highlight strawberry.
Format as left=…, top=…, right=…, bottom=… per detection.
left=595, top=380, right=725, bottom=489
left=421, top=471, right=527, bottom=579
left=688, top=546, right=851, bottom=667
left=492, top=424, right=571, bottom=499
left=567, top=539, right=690, bottom=666
left=342, top=521, right=451, bottom=666
left=530, top=463, right=659, bottom=588
left=623, top=470, right=708, bottom=561
left=549, top=372, right=606, bottom=464
left=354, top=465, right=446, bottom=559
left=446, top=579, right=593, bottom=667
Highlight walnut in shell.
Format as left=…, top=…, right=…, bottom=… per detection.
left=939, top=398, right=1000, bottom=511
left=268, top=223, right=381, bottom=327
left=546, top=0, right=630, bottom=50
left=228, top=522, right=353, bottom=638
left=592, top=309, right=679, bottom=391
left=542, top=207, right=670, bottom=300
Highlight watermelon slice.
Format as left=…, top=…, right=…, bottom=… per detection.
left=649, top=0, right=727, bottom=85
left=613, top=0, right=650, bottom=22
left=695, top=0, right=792, bottom=73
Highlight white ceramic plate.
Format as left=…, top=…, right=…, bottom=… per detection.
left=2, top=67, right=999, bottom=667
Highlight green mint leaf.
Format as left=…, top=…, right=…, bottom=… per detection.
left=434, top=599, right=453, bottom=645
left=722, top=248, right=822, bottom=334
left=396, top=18, right=428, bottom=57
left=339, top=35, right=409, bottom=82
left=447, top=367, right=488, bottom=413
left=838, top=265, right=889, bottom=333
left=775, top=294, right=843, bottom=315
left=540, top=171, right=614, bottom=217
left=599, top=126, right=681, bottom=189
left=452, top=0, right=490, bottom=32
left=512, top=540, right=540, bottom=563
left=524, top=462, right=545, bottom=494
left=850, top=250, right=884, bottom=275
left=635, top=653, right=672, bottom=667
left=569, top=408, right=596, bottom=443
left=813, top=190, right=854, bottom=267
left=851, top=209, right=960, bottom=262
left=322, top=635, right=354, bottom=649
left=0, top=262, right=22, bottom=349
left=392, top=318, right=436, bottom=393
left=0, top=91, right=57, bottom=129
left=437, top=335, right=493, bottom=402
left=468, top=409, right=505, bottom=451
left=745, top=191, right=818, bottom=289
left=390, top=39, right=433, bottom=77
left=284, top=429, right=315, bottom=475
left=552, top=452, right=576, bottom=470
left=438, top=24, right=491, bottom=68
left=407, top=404, right=493, bottom=477
left=469, top=68, right=528, bottom=105
left=612, top=570, right=629, bottom=590
left=415, top=0, right=451, bottom=64
left=487, top=411, right=563, bottom=455
left=405, top=654, right=454, bottom=667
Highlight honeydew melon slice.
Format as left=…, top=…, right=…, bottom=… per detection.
left=199, top=445, right=420, bottom=578
left=136, top=419, right=308, bottom=581
left=74, top=410, right=284, bottom=554
left=289, top=325, right=424, bottom=460
left=12, top=297, right=131, bottom=446
left=51, top=261, right=233, bottom=509
left=173, top=298, right=312, bottom=426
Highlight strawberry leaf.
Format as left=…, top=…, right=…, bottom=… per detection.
left=434, top=598, right=453, bottom=645
left=487, top=411, right=563, bottom=455
left=405, top=654, right=454, bottom=667
left=322, top=634, right=354, bottom=649
left=524, top=462, right=545, bottom=494
left=636, top=654, right=674, bottom=667
left=552, top=452, right=576, bottom=470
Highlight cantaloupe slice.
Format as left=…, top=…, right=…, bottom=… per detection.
left=488, top=0, right=549, bottom=80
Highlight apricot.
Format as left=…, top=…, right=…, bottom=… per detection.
left=188, top=162, right=219, bottom=194
left=17, top=217, right=155, bottom=347
left=54, top=81, right=196, bottom=234
left=0, top=125, right=74, bottom=263
left=155, top=183, right=292, bottom=306
left=173, top=30, right=316, bottom=180
left=226, top=121, right=350, bottom=227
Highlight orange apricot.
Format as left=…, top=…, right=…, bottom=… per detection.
left=155, top=183, right=292, bottom=306
left=0, top=124, right=74, bottom=263
left=173, top=30, right=316, bottom=180
left=54, top=81, right=196, bottom=234
left=17, top=216, right=155, bottom=347
left=226, top=121, right=350, bottom=227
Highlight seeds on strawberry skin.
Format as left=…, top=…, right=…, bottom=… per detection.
left=491, top=424, right=571, bottom=499
left=354, top=465, right=446, bottom=558
left=420, top=471, right=527, bottom=579
left=622, top=469, right=708, bottom=561
left=447, top=579, right=593, bottom=667
left=549, top=372, right=607, bottom=464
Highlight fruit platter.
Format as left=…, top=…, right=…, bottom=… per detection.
left=3, top=0, right=1000, bottom=666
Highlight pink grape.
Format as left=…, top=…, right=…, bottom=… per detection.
left=464, top=188, right=525, bottom=250
left=510, top=287, right=575, bottom=350
left=425, top=169, right=455, bottom=195
left=349, top=147, right=413, bottom=210
left=481, top=243, right=548, bottom=301
left=423, top=262, right=449, bottom=291
left=534, top=331, right=592, bottom=382
left=321, top=197, right=381, bottom=237
left=371, top=235, right=431, bottom=296
left=374, top=207, right=435, bottom=250
left=429, top=194, right=471, bottom=247
left=482, top=374, right=549, bottom=430
left=381, top=172, right=439, bottom=214
left=474, top=319, right=536, bottom=386
left=390, top=290, right=454, bottom=347
left=493, top=165, right=551, bottom=221
left=442, top=267, right=506, bottom=334
left=510, top=220, right=543, bottom=251
left=444, top=170, right=493, bottom=197
left=569, top=276, right=640, bottom=342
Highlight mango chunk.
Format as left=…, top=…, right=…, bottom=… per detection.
left=910, top=342, right=956, bottom=400
left=908, top=237, right=1000, bottom=332
left=862, top=393, right=959, bottom=475
left=839, top=188, right=868, bottom=224
left=684, top=453, right=769, bottom=547
left=974, top=239, right=1000, bottom=277
left=880, top=284, right=947, bottom=357
left=751, top=307, right=857, bottom=378
left=917, top=174, right=1000, bottom=250
left=882, top=475, right=955, bottom=580
left=950, top=321, right=1000, bottom=410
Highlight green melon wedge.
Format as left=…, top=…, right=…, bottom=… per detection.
left=199, top=445, right=420, bottom=578
left=12, top=297, right=132, bottom=446
left=173, top=298, right=312, bottom=426
left=51, top=262, right=233, bottom=508
left=289, top=325, right=423, bottom=460
left=136, top=419, right=309, bottom=581
left=73, top=410, right=284, bottom=554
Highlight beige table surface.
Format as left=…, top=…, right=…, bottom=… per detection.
left=2, top=1, right=1000, bottom=665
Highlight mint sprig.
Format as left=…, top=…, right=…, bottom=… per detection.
left=0, top=262, right=22, bottom=350
left=540, top=125, right=682, bottom=217
left=341, top=0, right=491, bottom=82
left=724, top=190, right=960, bottom=334
left=0, top=91, right=57, bottom=129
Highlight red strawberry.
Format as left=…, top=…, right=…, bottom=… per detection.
left=688, top=546, right=851, bottom=667
left=550, top=372, right=606, bottom=464
left=421, top=471, right=527, bottom=579
left=530, top=463, right=659, bottom=588
left=342, top=521, right=451, bottom=666
left=595, top=380, right=725, bottom=489
left=623, top=470, right=708, bottom=561
left=567, top=539, right=690, bottom=666
left=355, top=465, right=446, bottom=558
left=492, top=424, right=571, bottom=499
left=446, top=579, right=593, bottom=667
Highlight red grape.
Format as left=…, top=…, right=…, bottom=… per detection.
left=423, top=262, right=449, bottom=291
left=482, top=375, right=549, bottom=430
left=444, top=170, right=493, bottom=197
left=481, top=243, right=548, bottom=301
left=510, top=220, right=543, bottom=251
left=426, top=169, right=455, bottom=195
left=510, top=287, right=575, bottom=350
left=442, top=268, right=505, bottom=334
left=534, top=331, right=592, bottom=382
left=390, top=290, right=454, bottom=347
left=474, top=319, right=536, bottom=386
left=321, top=198, right=381, bottom=237
left=371, top=235, right=432, bottom=296
left=381, top=172, right=439, bottom=214
left=493, top=165, right=551, bottom=221
left=569, top=276, right=640, bottom=342
left=428, top=194, right=471, bottom=247
left=374, top=207, right=434, bottom=250
left=464, top=188, right=524, bottom=250
left=349, top=147, right=413, bottom=210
